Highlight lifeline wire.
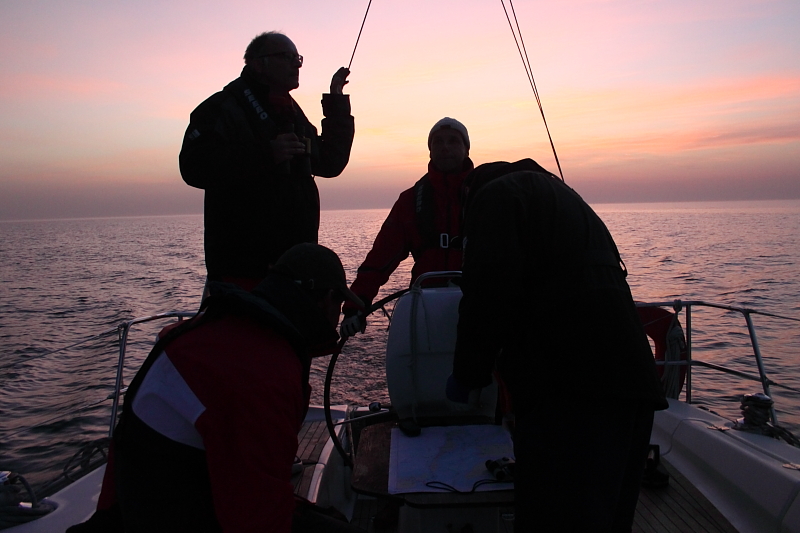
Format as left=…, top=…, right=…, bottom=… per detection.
left=501, top=0, right=564, bottom=182
left=0, top=326, right=118, bottom=372
left=348, top=0, right=373, bottom=70
left=1, top=396, right=111, bottom=440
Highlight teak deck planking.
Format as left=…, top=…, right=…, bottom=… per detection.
left=294, top=419, right=740, bottom=532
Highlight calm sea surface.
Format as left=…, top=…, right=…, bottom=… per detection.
left=1, top=201, right=799, bottom=491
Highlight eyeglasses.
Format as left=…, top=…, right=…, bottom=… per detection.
left=260, top=52, right=303, bottom=65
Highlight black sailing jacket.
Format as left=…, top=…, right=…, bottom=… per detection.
left=179, top=67, right=355, bottom=280
left=453, top=165, right=667, bottom=411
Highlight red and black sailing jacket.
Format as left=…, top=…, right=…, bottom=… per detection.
left=344, top=158, right=474, bottom=312
left=113, top=275, right=338, bottom=533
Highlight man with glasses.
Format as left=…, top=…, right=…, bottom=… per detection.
left=180, top=32, right=355, bottom=291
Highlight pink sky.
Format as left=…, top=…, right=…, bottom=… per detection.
left=0, top=0, right=798, bottom=220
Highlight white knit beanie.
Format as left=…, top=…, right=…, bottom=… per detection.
left=428, top=117, right=470, bottom=150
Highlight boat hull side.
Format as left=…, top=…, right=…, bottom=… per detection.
left=652, top=399, right=800, bottom=533
left=4, top=466, right=105, bottom=533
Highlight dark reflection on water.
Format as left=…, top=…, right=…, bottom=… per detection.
left=1, top=201, right=799, bottom=491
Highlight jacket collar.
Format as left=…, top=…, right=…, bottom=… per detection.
left=206, top=273, right=338, bottom=356
left=426, top=157, right=475, bottom=188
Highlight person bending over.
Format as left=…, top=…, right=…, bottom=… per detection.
left=71, top=244, right=365, bottom=533
left=447, top=160, right=667, bottom=532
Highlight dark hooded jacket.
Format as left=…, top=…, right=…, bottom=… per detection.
left=453, top=163, right=667, bottom=413
left=180, top=67, right=355, bottom=281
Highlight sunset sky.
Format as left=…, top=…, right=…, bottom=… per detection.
left=1, top=0, right=798, bottom=220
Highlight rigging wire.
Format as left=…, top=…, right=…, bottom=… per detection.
left=347, top=0, right=373, bottom=70
left=501, top=0, right=564, bottom=181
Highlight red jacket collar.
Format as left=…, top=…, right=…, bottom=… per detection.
left=426, top=157, right=474, bottom=190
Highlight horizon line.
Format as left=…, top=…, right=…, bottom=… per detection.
left=3, top=198, right=800, bottom=223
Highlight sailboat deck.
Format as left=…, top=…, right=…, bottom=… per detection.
left=292, top=419, right=332, bottom=497
left=295, top=419, right=740, bottom=532
left=347, top=461, right=739, bottom=532
left=634, top=459, right=738, bottom=533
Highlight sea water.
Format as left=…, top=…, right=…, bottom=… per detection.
left=1, top=201, right=799, bottom=491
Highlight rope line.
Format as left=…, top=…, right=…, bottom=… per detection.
left=501, top=0, right=564, bottom=181
left=425, top=478, right=511, bottom=493
left=348, top=0, right=373, bottom=70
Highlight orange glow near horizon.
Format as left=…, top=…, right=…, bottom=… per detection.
left=0, top=0, right=798, bottom=219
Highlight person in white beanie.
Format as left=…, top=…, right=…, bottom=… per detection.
left=340, top=118, right=474, bottom=338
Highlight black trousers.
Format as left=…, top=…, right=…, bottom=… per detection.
left=512, top=399, right=655, bottom=533
left=292, top=499, right=364, bottom=533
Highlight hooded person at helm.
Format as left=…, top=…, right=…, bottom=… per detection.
left=340, top=118, right=474, bottom=338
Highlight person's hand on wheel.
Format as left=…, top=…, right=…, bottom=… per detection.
left=340, top=311, right=366, bottom=340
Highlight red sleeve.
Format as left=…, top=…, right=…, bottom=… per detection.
left=171, top=318, right=306, bottom=533
left=345, top=189, right=416, bottom=309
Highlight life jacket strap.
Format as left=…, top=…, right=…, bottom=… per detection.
left=439, top=234, right=463, bottom=249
